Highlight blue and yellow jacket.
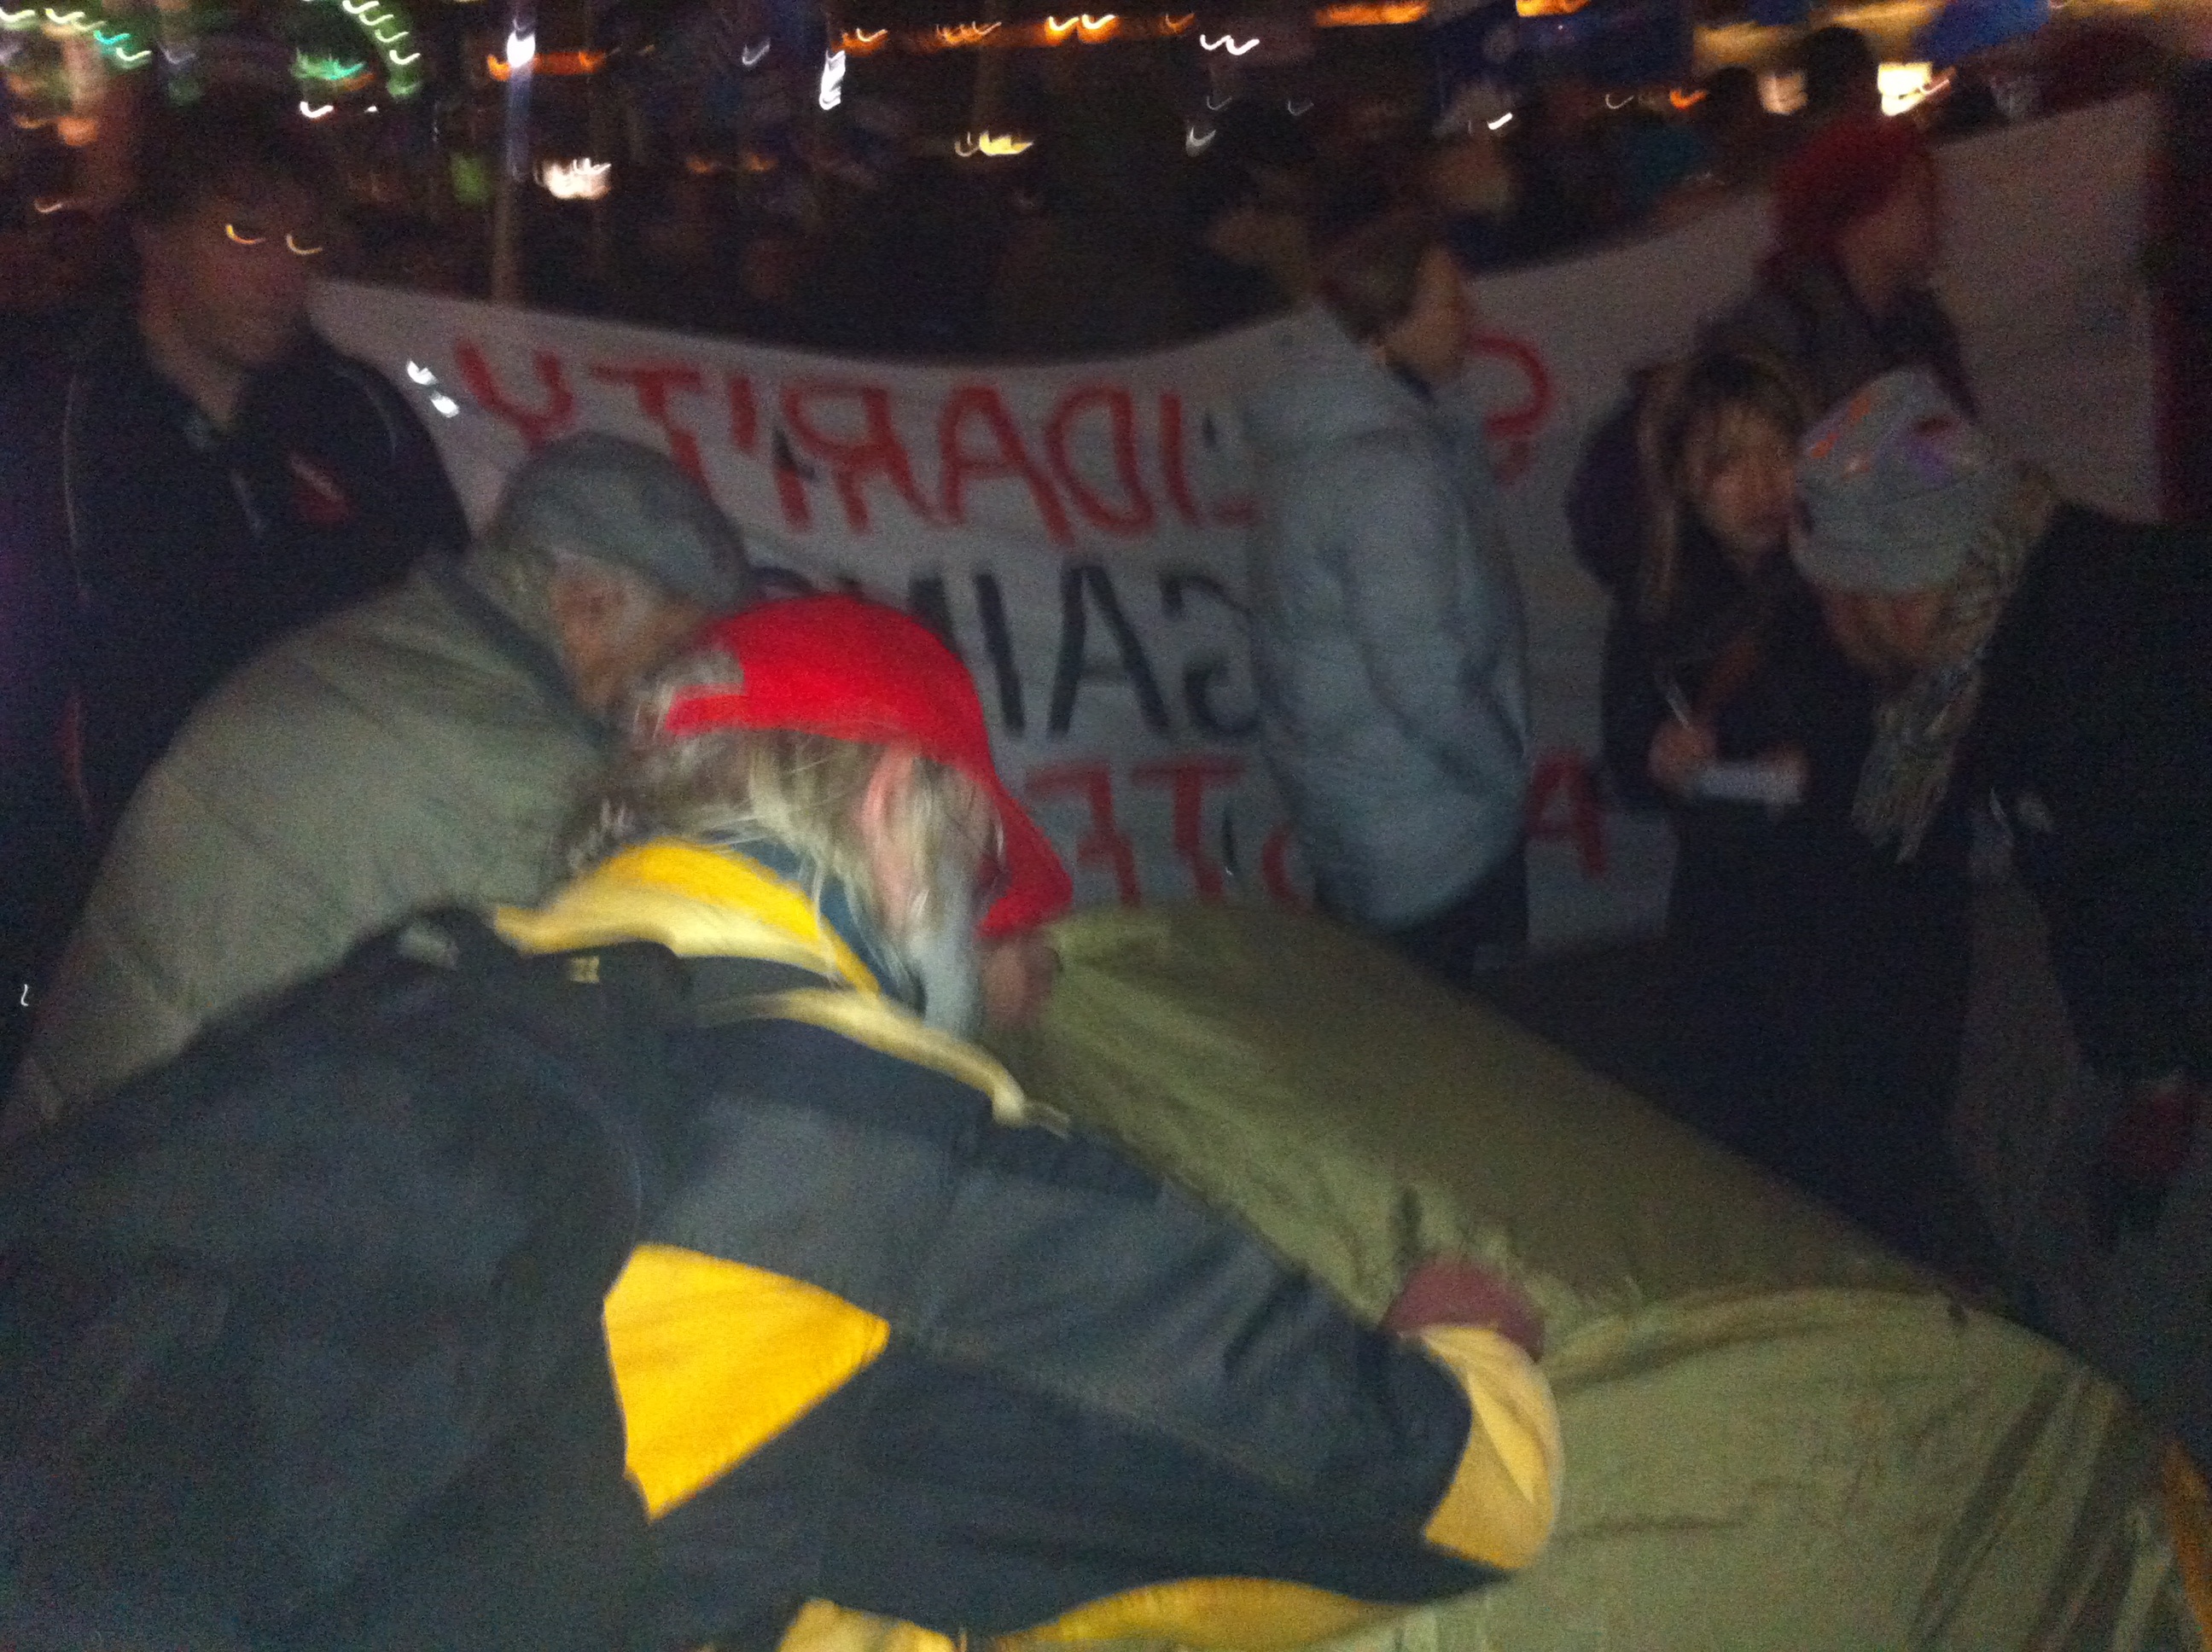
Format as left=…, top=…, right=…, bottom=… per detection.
left=498, top=838, right=1563, bottom=1652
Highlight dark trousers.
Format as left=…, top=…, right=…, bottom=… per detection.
left=1373, top=843, right=1530, bottom=989
left=1662, top=845, right=1991, bottom=1276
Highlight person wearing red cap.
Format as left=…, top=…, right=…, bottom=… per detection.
left=0, top=591, right=1557, bottom=1649
left=488, top=593, right=1561, bottom=1651
left=1708, top=114, right=1974, bottom=421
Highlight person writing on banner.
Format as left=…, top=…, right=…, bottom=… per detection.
left=0, top=86, right=467, bottom=1076
left=1598, top=349, right=1985, bottom=1267
left=1244, top=211, right=1531, bottom=982
left=0, top=594, right=1561, bottom=1650
left=1790, top=368, right=2211, bottom=1457
left=1707, top=113, right=1973, bottom=420
left=4, top=434, right=751, bottom=1137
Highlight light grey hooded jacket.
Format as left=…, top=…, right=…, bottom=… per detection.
left=1243, top=305, right=1529, bottom=930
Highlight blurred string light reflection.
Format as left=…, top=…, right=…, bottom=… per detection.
left=486, top=46, right=602, bottom=75
left=856, top=3, right=1422, bottom=53
left=0, top=1, right=150, bottom=69
left=538, top=156, right=610, bottom=198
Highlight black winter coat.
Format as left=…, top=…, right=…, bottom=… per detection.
left=1970, top=504, right=2212, bottom=1079
left=1599, top=529, right=1889, bottom=946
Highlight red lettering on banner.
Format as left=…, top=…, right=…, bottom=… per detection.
left=940, top=385, right=1072, bottom=544
left=728, top=375, right=759, bottom=454
left=1024, top=762, right=1142, bottom=905
left=591, top=363, right=708, bottom=483
left=1470, top=332, right=1554, bottom=486
left=1261, top=823, right=1305, bottom=907
left=1525, top=751, right=1606, bottom=878
left=1045, top=386, right=1155, bottom=535
left=1132, top=755, right=1243, bottom=899
left=453, top=341, right=577, bottom=450
left=1158, top=392, right=1202, bottom=526
left=780, top=381, right=934, bottom=534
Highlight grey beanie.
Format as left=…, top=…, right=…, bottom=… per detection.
left=485, top=433, right=753, bottom=611
left=1790, top=368, right=2020, bottom=595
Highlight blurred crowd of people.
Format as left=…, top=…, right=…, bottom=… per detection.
left=419, top=11, right=2190, bottom=357
left=0, top=9, right=2188, bottom=364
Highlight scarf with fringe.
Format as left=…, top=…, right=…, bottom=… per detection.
left=1854, top=468, right=2059, bottom=859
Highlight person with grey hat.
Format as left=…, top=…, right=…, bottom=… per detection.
left=1795, top=367, right=2212, bottom=1460
left=4, top=433, right=752, bottom=1136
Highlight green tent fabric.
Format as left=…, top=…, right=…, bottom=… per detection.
left=989, top=904, right=2204, bottom=1652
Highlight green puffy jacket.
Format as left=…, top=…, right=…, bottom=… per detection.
left=5, top=561, right=609, bottom=1133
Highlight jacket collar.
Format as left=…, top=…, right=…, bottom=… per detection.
left=497, top=839, right=885, bottom=993
left=73, top=308, right=333, bottom=434
left=498, top=840, right=1042, bottom=1127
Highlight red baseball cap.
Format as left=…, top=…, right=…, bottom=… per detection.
left=657, top=594, right=1073, bottom=938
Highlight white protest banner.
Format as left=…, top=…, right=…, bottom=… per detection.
left=317, top=93, right=2159, bottom=950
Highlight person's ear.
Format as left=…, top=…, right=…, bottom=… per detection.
left=859, top=747, right=923, bottom=934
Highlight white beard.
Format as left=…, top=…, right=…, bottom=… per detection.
left=890, top=865, right=986, bottom=1041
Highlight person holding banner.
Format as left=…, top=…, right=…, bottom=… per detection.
left=1245, top=212, right=1530, bottom=984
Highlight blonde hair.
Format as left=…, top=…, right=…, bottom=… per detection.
left=1634, top=348, right=1813, bottom=625
left=567, top=645, right=987, bottom=936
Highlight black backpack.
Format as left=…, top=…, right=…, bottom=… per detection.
left=0, top=909, right=707, bottom=1651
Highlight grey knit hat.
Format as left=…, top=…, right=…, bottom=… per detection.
left=1790, top=369, right=2020, bottom=595
left=486, top=433, right=753, bottom=611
